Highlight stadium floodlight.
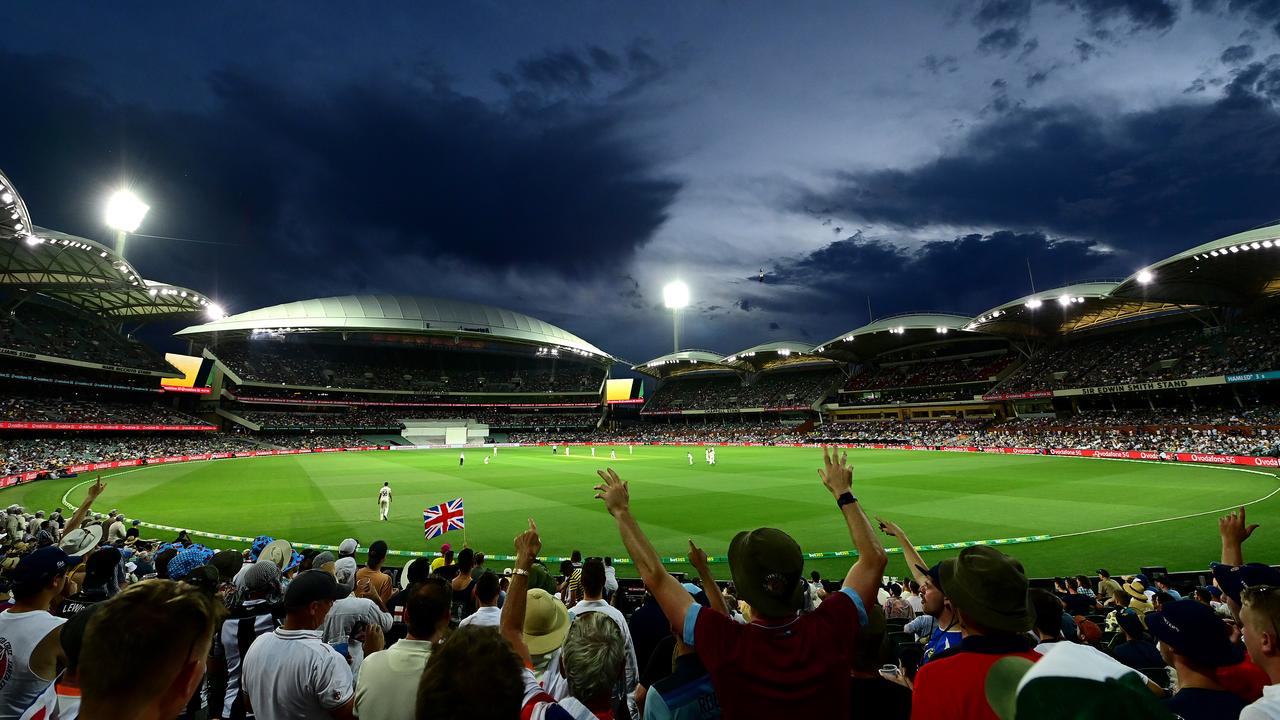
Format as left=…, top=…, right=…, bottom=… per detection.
left=663, top=280, right=690, bottom=352
left=24, top=234, right=40, bottom=246
left=1265, top=240, right=1275, bottom=248
left=104, top=189, right=150, bottom=260
left=1136, top=269, right=1154, bottom=284
left=206, top=303, right=226, bottom=320
left=1057, top=293, right=1072, bottom=306
left=1025, top=298, right=1043, bottom=309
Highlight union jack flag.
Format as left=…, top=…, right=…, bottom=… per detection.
left=423, top=498, right=465, bottom=539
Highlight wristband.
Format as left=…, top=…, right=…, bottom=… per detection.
left=512, top=568, right=529, bottom=577
left=836, top=491, right=858, bottom=508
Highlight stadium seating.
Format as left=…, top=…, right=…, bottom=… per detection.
left=0, top=389, right=210, bottom=427
left=643, top=368, right=841, bottom=412
left=0, top=302, right=169, bottom=371
left=210, top=342, right=605, bottom=393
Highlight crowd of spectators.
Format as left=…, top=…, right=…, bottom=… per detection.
left=4, top=449, right=1278, bottom=718
left=995, top=315, right=1280, bottom=393
left=211, top=342, right=605, bottom=393
left=644, top=369, right=841, bottom=413
left=845, top=353, right=1015, bottom=392
left=260, top=433, right=379, bottom=449
left=0, top=303, right=169, bottom=371
left=0, top=435, right=259, bottom=477
left=1, top=390, right=209, bottom=426
left=235, top=407, right=600, bottom=430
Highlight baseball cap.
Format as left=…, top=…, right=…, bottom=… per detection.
left=985, top=642, right=1165, bottom=720
left=167, top=545, right=215, bottom=580
left=727, top=527, right=805, bottom=618
left=1146, top=599, right=1242, bottom=668
left=440, top=543, right=452, bottom=554
left=937, top=545, right=1033, bottom=634
left=334, top=557, right=358, bottom=590
left=338, top=538, right=358, bottom=556
left=1211, top=562, right=1280, bottom=605
left=284, top=569, right=346, bottom=610
left=523, top=588, right=571, bottom=656
left=12, top=546, right=72, bottom=587
left=915, top=561, right=944, bottom=590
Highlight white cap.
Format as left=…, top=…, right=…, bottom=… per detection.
left=338, top=538, right=358, bottom=556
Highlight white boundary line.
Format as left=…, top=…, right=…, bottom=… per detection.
left=44, top=446, right=1280, bottom=555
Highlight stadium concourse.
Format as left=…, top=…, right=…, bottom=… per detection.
left=9, top=162, right=1280, bottom=719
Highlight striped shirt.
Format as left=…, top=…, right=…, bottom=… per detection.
left=214, top=599, right=284, bottom=719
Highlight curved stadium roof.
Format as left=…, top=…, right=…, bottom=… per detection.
left=0, top=226, right=219, bottom=320
left=0, top=169, right=31, bottom=239
left=966, top=281, right=1185, bottom=337
left=723, top=340, right=834, bottom=373
left=814, top=313, right=981, bottom=362
left=632, top=350, right=736, bottom=379
left=176, top=294, right=613, bottom=362
left=1111, top=224, right=1280, bottom=306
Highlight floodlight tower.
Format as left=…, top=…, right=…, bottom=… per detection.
left=104, top=189, right=150, bottom=261
left=663, top=280, right=689, bottom=353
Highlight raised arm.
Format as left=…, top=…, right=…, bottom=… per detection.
left=64, top=476, right=106, bottom=534
left=1220, top=506, right=1257, bottom=567
left=818, top=447, right=887, bottom=611
left=595, top=469, right=692, bottom=632
left=500, top=518, right=540, bottom=667
left=876, top=517, right=929, bottom=589
left=687, top=540, right=729, bottom=617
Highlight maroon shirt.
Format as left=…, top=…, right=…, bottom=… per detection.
left=684, top=587, right=866, bottom=717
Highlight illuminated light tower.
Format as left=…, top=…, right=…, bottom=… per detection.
left=663, top=280, right=690, bottom=353
left=104, top=189, right=150, bottom=260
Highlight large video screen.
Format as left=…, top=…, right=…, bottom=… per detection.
left=605, top=378, right=644, bottom=404
left=161, top=353, right=213, bottom=394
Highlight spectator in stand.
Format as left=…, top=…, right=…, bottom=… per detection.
left=1155, top=576, right=1183, bottom=601
left=458, top=571, right=502, bottom=628
left=1195, top=586, right=1234, bottom=619
left=592, top=447, right=886, bottom=714
left=319, top=567, right=392, bottom=682
left=903, top=580, right=924, bottom=615
left=848, top=606, right=912, bottom=720
left=214, top=559, right=284, bottom=720
left=909, top=545, right=1040, bottom=720
left=450, top=548, right=478, bottom=621
left=1110, top=610, right=1164, bottom=672
left=1096, top=569, right=1120, bottom=606
left=554, top=612, right=627, bottom=717
left=604, top=556, right=619, bottom=598
left=1028, top=589, right=1071, bottom=654
left=241, top=570, right=361, bottom=720
left=0, top=546, right=73, bottom=716
left=884, top=582, right=914, bottom=620
left=522, top=587, right=571, bottom=682
left=554, top=557, right=638, bottom=716
left=1240, top=586, right=1280, bottom=719
left=77, top=580, right=225, bottom=720
left=355, top=578, right=451, bottom=720
left=879, top=519, right=962, bottom=664
left=1149, top=599, right=1248, bottom=719
left=355, top=540, right=393, bottom=605
left=53, top=601, right=100, bottom=718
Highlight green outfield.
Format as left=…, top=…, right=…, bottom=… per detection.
left=7, top=446, right=1280, bottom=579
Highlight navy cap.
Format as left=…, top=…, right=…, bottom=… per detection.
left=284, top=569, right=345, bottom=610
left=12, top=547, right=72, bottom=587
left=1210, top=562, right=1280, bottom=605
left=915, top=562, right=944, bottom=591
left=1147, top=599, right=1242, bottom=668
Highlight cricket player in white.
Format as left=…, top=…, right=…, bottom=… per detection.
left=591, top=446, right=597, bottom=457
left=687, top=452, right=693, bottom=465
left=483, top=455, right=490, bottom=465
left=709, top=448, right=716, bottom=466
left=610, top=449, right=616, bottom=459
left=378, top=482, right=392, bottom=520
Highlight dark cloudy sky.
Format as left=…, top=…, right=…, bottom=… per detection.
left=7, top=1, right=1280, bottom=362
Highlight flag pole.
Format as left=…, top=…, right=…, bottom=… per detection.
left=462, top=497, right=467, bottom=547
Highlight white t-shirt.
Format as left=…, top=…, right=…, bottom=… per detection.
left=319, top=597, right=393, bottom=680
left=354, top=638, right=433, bottom=720
left=457, top=605, right=502, bottom=628
left=242, top=628, right=353, bottom=720
left=1243, top=685, right=1280, bottom=720
left=378, top=487, right=391, bottom=504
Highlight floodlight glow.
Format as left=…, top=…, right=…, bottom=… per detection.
left=104, top=189, right=150, bottom=233
left=207, top=303, right=226, bottom=319
left=1136, top=269, right=1154, bottom=284
left=662, top=281, right=690, bottom=310
left=1025, top=298, right=1043, bottom=309
left=1057, top=294, right=1071, bottom=306
left=1265, top=240, right=1275, bottom=248
left=1252, top=242, right=1263, bottom=250
left=24, top=235, right=40, bottom=246
left=0, top=192, right=12, bottom=204
left=1230, top=245, right=1240, bottom=253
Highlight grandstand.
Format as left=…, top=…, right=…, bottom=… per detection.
left=173, top=294, right=614, bottom=445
